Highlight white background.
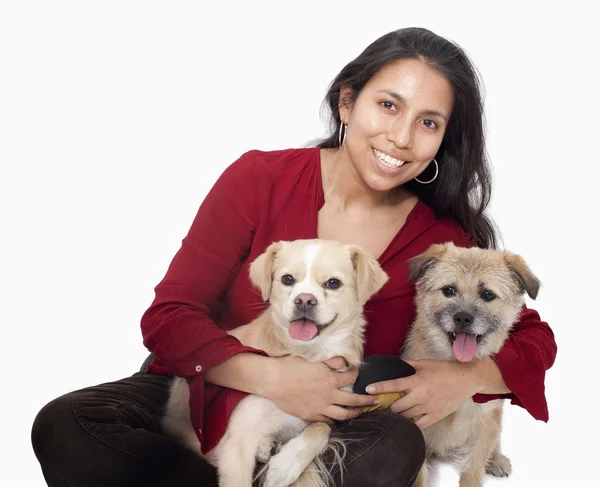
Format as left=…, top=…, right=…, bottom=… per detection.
left=1, top=1, right=598, bottom=485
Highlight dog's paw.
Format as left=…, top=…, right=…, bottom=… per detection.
left=256, top=439, right=279, bottom=463
left=264, top=450, right=303, bottom=487
left=486, top=451, right=512, bottom=477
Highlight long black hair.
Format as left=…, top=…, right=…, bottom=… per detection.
left=314, top=27, right=498, bottom=249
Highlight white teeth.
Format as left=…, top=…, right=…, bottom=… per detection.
left=373, top=148, right=405, bottom=168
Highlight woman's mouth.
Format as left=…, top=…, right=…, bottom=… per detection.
left=372, top=148, right=408, bottom=168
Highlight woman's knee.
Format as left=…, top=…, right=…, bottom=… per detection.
left=31, top=392, right=78, bottom=469
left=335, top=410, right=425, bottom=486
left=386, top=412, right=426, bottom=470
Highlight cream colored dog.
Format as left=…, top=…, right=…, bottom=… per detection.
left=402, top=242, right=540, bottom=487
left=162, top=238, right=388, bottom=487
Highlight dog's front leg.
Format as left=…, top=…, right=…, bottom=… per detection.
left=265, top=421, right=332, bottom=487
left=485, top=441, right=512, bottom=478
left=214, top=396, right=283, bottom=487
left=215, top=433, right=263, bottom=487
left=458, top=411, right=502, bottom=487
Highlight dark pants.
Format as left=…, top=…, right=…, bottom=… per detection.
left=31, top=372, right=425, bottom=486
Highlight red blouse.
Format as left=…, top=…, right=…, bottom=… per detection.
left=141, top=148, right=557, bottom=454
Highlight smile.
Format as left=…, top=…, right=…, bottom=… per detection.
left=288, top=314, right=338, bottom=341
left=372, top=148, right=408, bottom=168
left=317, top=314, right=338, bottom=332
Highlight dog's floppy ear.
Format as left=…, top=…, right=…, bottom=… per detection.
left=504, top=253, right=540, bottom=299
left=348, top=246, right=389, bottom=305
left=408, top=243, right=450, bottom=282
left=249, top=241, right=284, bottom=301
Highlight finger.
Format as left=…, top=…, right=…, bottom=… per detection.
left=323, top=356, right=350, bottom=371
left=389, top=392, right=417, bottom=414
left=402, top=359, right=422, bottom=369
left=396, top=404, right=425, bottom=419
left=325, top=405, right=362, bottom=422
left=366, top=376, right=413, bottom=395
left=312, top=414, right=334, bottom=425
left=334, top=390, right=381, bottom=408
left=414, top=414, right=434, bottom=430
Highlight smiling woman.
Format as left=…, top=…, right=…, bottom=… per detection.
left=31, top=26, right=556, bottom=487
left=316, top=29, right=496, bottom=251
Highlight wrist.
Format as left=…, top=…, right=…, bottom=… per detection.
left=453, top=360, right=485, bottom=395
left=253, top=355, right=279, bottom=398
left=239, top=354, right=278, bottom=397
left=470, top=358, right=510, bottom=395
left=204, top=353, right=276, bottom=396
left=469, top=360, right=487, bottom=394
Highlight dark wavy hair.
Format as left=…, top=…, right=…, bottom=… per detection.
left=314, top=27, right=499, bottom=249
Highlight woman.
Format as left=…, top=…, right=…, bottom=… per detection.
left=31, top=27, right=556, bottom=487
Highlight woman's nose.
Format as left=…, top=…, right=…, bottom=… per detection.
left=386, top=118, right=414, bottom=150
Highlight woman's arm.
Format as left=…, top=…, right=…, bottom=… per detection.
left=469, top=358, right=510, bottom=394
left=471, top=305, right=557, bottom=421
left=365, top=306, right=556, bottom=428
left=141, top=151, right=267, bottom=378
left=205, top=352, right=378, bottom=422
left=141, top=151, right=378, bottom=420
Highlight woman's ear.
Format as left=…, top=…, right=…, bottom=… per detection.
left=338, top=85, right=354, bottom=125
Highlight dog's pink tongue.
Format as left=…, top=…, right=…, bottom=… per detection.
left=289, top=320, right=318, bottom=341
left=452, top=332, right=478, bottom=362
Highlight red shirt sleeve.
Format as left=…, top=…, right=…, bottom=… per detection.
left=140, top=151, right=267, bottom=377
left=472, top=306, right=556, bottom=421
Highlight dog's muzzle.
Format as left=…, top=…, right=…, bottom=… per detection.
left=288, top=312, right=338, bottom=341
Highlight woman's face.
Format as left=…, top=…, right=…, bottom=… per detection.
left=339, top=58, right=454, bottom=193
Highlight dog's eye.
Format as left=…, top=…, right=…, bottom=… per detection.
left=442, top=286, right=456, bottom=297
left=281, top=274, right=295, bottom=286
left=480, top=289, right=496, bottom=302
left=324, top=278, right=341, bottom=290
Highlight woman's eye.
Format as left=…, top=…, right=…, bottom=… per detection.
left=421, top=119, right=438, bottom=129
left=281, top=274, right=295, bottom=286
left=325, top=278, right=341, bottom=290
left=442, top=286, right=456, bottom=297
left=380, top=100, right=396, bottom=111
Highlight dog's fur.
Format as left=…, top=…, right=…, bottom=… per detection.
left=401, top=242, right=540, bottom=487
left=161, top=239, right=388, bottom=487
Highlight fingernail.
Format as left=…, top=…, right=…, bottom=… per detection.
left=366, top=385, right=375, bottom=394
left=373, top=398, right=380, bottom=405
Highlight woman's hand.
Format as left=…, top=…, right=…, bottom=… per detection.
left=260, top=355, right=380, bottom=422
left=365, top=359, right=482, bottom=429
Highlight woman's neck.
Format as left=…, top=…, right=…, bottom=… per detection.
left=320, top=148, right=412, bottom=213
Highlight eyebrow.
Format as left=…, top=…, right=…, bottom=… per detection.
left=377, top=90, right=449, bottom=121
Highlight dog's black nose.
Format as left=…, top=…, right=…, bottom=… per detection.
left=295, top=293, right=317, bottom=311
left=453, top=311, right=474, bottom=329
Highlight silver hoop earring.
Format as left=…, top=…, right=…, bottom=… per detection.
left=338, top=121, right=347, bottom=147
left=415, top=158, right=439, bottom=184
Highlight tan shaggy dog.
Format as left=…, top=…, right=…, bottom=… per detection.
left=401, top=242, right=540, bottom=487
left=161, top=239, right=388, bottom=487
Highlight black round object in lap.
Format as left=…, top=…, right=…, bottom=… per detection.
left=353, top=355, right=416, bottom=395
